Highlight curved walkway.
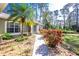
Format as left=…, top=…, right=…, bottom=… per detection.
left=32, top=34, right=48, bottom=56
left=32, top=34, right=76, bottom=56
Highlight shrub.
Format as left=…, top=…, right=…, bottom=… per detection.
left=15, top=37, right=24, bottom=42
left=1, top=33, right=13, bottom=40
left=15, top=36, right=25, bottom=42
left=43, top=29, right=63, bottom=47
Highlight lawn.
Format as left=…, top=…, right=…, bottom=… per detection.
left=62, top=34, right=79, bottom=55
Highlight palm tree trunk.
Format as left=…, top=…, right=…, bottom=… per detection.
left=28, top=26, right=31, bottom=35
left=21, top=23, right=23, bottom=38
left=21, top=17, right=25, bottom=37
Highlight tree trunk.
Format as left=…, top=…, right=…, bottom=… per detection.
left=21, top=23, right=23, bottom=38
left=69, top=19, right=71, bottom=28
left=63, top=15, right=65, bottom=29
left=76, top=6, right=78, bottom=29
left=21, top=17, right=25, bottom=37
left=28, top=26, right=31, bottom=35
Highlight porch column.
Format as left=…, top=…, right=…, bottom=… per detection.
left=36, top=25, right=40, bottom=34
left=5, top=21, right=7, bottom=33
left=31, top=26, right=33, bottom=34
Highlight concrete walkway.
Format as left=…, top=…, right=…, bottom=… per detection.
left=32, top=34, right=48, bottom=56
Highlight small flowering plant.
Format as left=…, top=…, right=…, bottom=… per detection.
left=43, top=29, right=63, bottom=47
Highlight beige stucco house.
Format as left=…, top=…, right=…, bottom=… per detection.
left=0, top=13, right=42, bottom=35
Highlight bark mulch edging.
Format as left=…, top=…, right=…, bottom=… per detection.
left=48, top=45, right=77, bottom=56
left=0, top=39, right=15, bottom=45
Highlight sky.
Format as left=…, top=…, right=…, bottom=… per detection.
left=49, top=0, right=79, bottom=11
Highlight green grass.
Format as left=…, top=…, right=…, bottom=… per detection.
left=63, top=30, right=76, bottom=33
left=63, top=34, right=79, bottom=45
left=63, top=34, right=79, bottom=55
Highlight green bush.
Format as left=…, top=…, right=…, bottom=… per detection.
left=1, top=33, right=13, bottom=40
left=15, top=36, right=24, bottom=42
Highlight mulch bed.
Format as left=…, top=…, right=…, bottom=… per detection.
left=0, top=35, right=35, bottom=56
left=48, top=45, right=77, bottom=56
left=0, top=39, right=15, bottom=45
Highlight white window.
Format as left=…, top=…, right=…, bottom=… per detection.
left=7, top=22, right=20, bottom=33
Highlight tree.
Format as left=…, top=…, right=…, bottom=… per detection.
left=60, top=8, right=69, bottom=29
left=54, top=10, right=58, bottom=20
left=25, top=20, right=36, bottom=35
left=38, top=3, right=49, bottom=22
left=67, top=3, right=79, bottom=30
left=73, top=4, right=79, bottom=29
left=7, top=3, right=34, bottom=37
left=42, top=11, right=52, bottom=29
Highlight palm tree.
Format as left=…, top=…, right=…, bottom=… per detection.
left=25, top=20, right=36, bottom=35
left=42, top=11, right=51, bottom=29
left=7, top=3, right=34, bottom=37
left=38, top=4, right=50, bottom=29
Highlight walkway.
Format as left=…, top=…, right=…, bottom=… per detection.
left=32, top=34, right=76, bottom=56
left=32, top=34, right=48, bottom=56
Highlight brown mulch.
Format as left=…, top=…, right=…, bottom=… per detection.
left=0, top=35, right=35, bottom=56
left=48, top=45, right=77, bottom=56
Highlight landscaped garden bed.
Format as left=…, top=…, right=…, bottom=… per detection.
left=48, top=45, right=76, bottom=56
left=0, top=35, right=35, bottom=56
left=40, top=29, right=77, bottom=56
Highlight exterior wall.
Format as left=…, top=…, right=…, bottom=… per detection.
left=23, top=25, right=28, bottom=33
left=33, top=25, right=37, bottom=33
left=0, top=19, right=40, bottom=35
left=0, top=19, right=5, bottom=34
left=23, top=25, right=38, bottom=34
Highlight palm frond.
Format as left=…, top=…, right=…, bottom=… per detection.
left=7, top=3, right=34, bottom=25
left=23, top=7, right=34, bottom=20
left=12, top=15, right=20, bottom=22
left=10, top=3, right=23, bottom=14
left=7, top=13, right=17, bottom=21
left=19, top=3, right=28, bottom=11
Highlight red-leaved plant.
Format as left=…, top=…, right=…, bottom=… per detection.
left=43, top=29, right=63, bottom=47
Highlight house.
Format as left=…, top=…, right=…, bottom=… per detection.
left=0, top=3, right=49, bottom=35
left=0, top=13, right=42, bottom=35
